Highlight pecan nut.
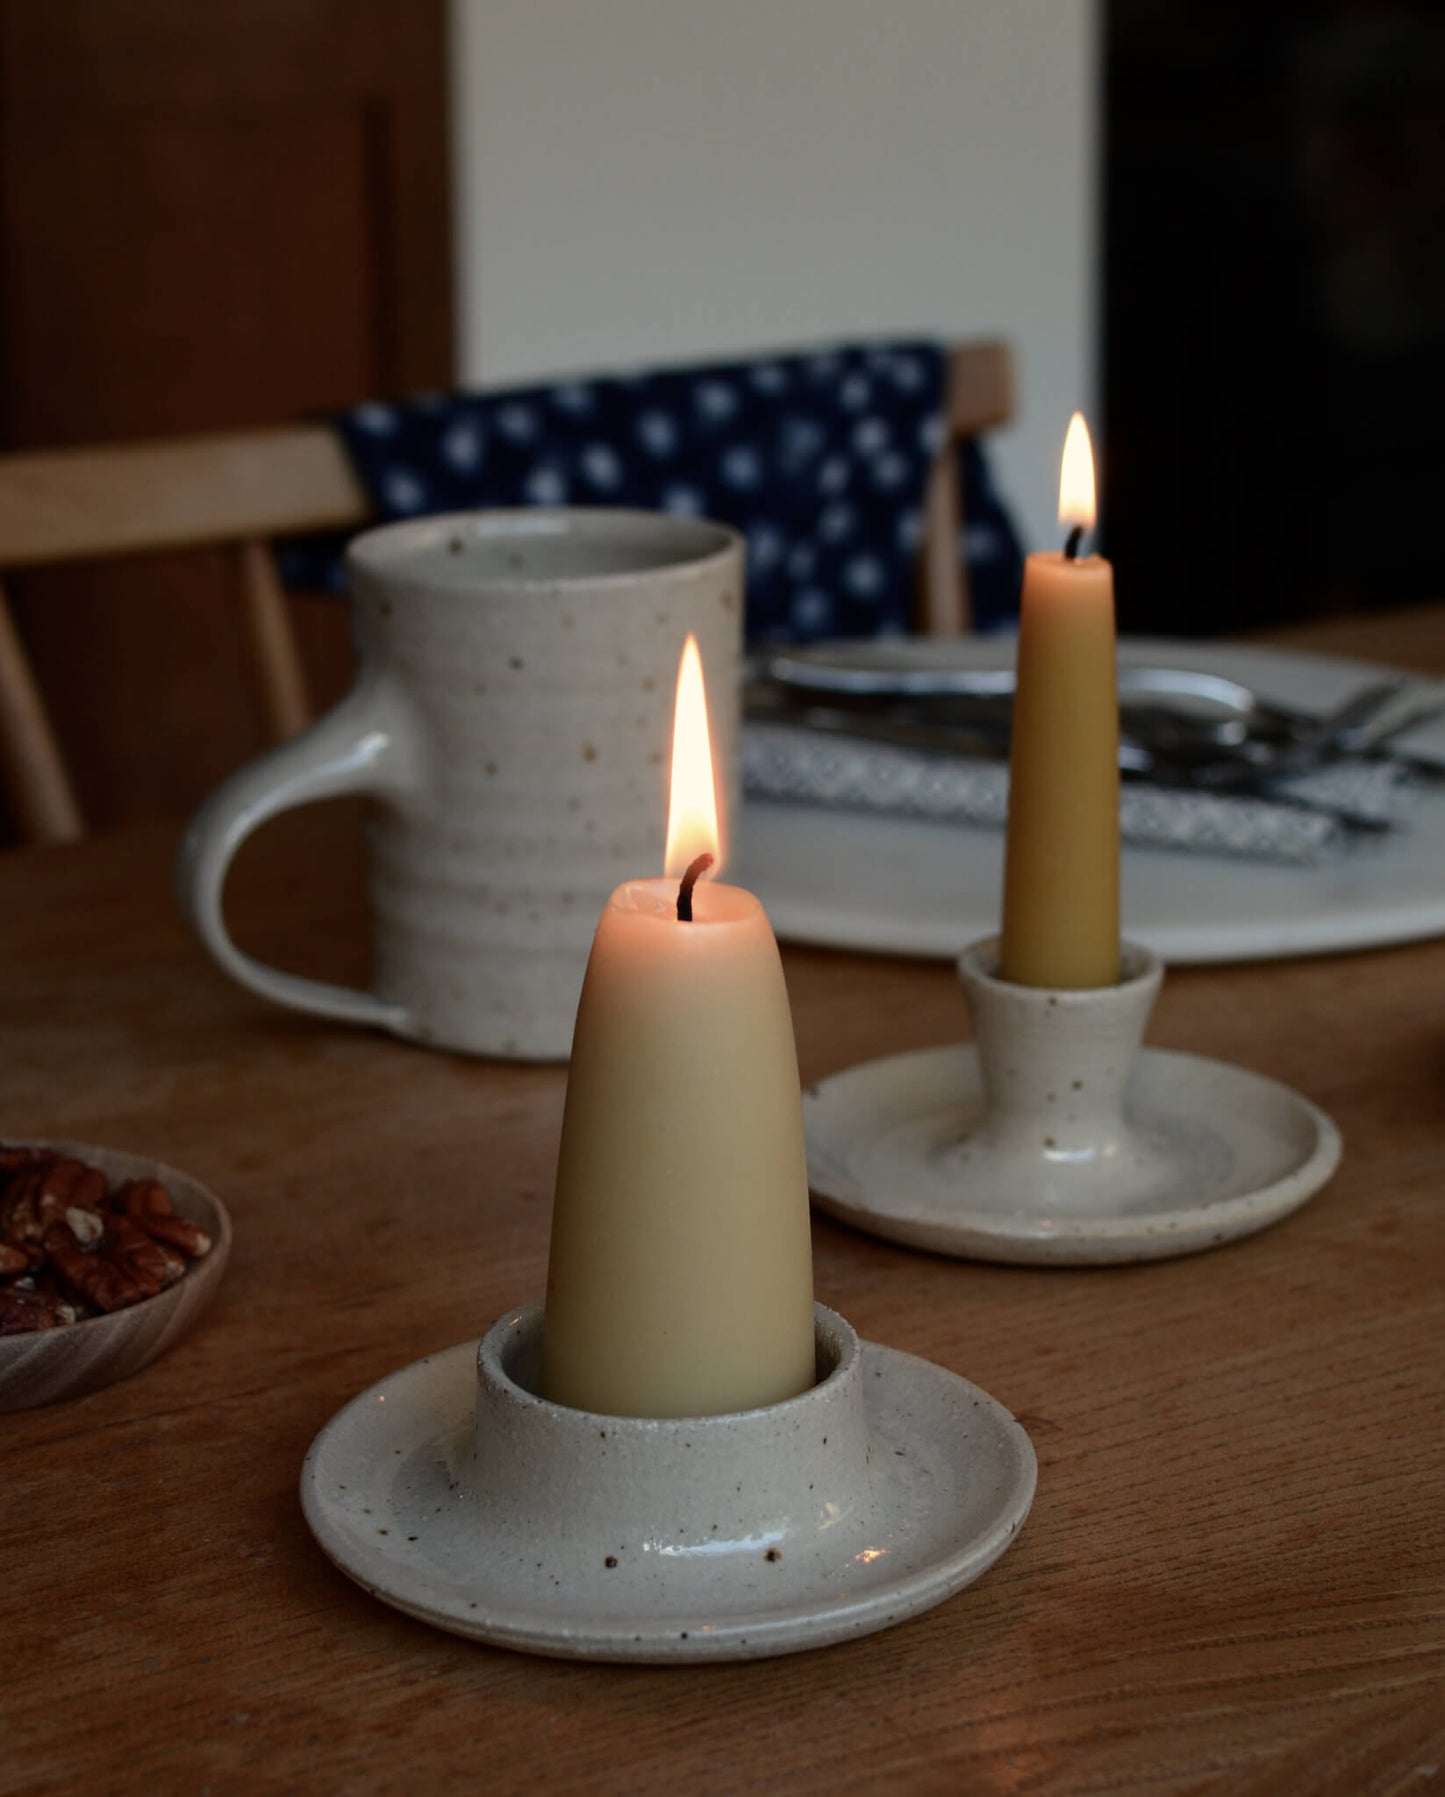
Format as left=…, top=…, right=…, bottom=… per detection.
left=0, top=1276, right=81, bottom=1334
left=0, top=1145, right=52, bottom=1180
left=42, top=1212, right=184, bottom=1313
left=2, top=1153, right=210, bottom=1331
left=0, top=1158, right=107, bottom=1257
left=117, top=1179, right=213, bottom=1259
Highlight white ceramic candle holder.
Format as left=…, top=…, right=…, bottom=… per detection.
left=301, top=1300, right=1035, bottom=1662
left=804, top=936, right=1341, bottom=1266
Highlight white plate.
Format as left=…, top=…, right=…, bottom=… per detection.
left=733, top=638, right=1445, bottom=963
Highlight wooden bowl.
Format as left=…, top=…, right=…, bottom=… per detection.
left=0, top=1140, right=232, bottom=1411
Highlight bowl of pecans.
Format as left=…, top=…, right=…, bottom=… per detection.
left=0, top=1140, right=231, bottom=1410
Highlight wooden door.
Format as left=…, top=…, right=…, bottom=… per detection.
left=0, top=0, right=452, bottom=830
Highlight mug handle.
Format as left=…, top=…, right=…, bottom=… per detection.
left=174, top=672, right=421, bottom=1034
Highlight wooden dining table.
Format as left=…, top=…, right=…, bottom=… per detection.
left=4, top=608, right=1444, bottom=1793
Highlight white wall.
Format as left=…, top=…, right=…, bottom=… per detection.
left=449, top=0, right=1098, bottom=553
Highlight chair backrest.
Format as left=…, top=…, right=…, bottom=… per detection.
left=0, top=429, right=369, bottom=843
left=0, top=427, right=368, bottom=570
left=0, top=341, right=1011, bottom=845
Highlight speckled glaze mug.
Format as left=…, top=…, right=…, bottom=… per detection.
left=176, top=510, right=743, bottom=1059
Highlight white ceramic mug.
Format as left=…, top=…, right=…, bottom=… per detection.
left=176, top=509, right=744, bottom=1059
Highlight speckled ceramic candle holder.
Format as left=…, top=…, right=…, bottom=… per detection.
left=804, top=936, right=1342, bottom=1266
left=301, top=1301, right=1036, bottom=1663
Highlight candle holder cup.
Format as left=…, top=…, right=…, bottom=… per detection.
left=302, top=1299, right=1036, bottom=1662
left=804, top=935, right=1341, bottom=1266
left=952, top=938, right=1177, bottom=1208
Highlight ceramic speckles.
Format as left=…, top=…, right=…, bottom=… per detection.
left=178, top=510, right=744, bottom=1060
left=301, top=1303, right=1036, bottom=1662
left=804, top=939, right=1341, bottom=1265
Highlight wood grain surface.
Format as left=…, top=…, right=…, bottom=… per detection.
left=2, top=611, right=1443, bottom=1794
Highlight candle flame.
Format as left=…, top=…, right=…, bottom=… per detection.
left=665, top=634, right=722, bottom=877
left=1058, top=412, right=1096, bottom=533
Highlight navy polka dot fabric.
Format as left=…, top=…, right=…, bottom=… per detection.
left=280, top=341, right=1024, bottom=639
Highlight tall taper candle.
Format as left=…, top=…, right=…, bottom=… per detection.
left=999, top=414, right=1120, bottom=989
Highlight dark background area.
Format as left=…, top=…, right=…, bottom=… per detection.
left=1103, top=0, right=1445, bottom=635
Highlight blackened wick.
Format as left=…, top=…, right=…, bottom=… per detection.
left=676, top=853, right=715, bottom=922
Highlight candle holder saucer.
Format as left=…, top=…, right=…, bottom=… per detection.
left=300, top=1301, right=1035, bottom=1662
left=804, top=938, right=1341, bottom=1267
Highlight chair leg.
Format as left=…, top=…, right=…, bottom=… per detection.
left=0, top=579, right=84, bottom=844
left=238, top=540, right=311, bottom=741
left=917, top=451, right=970, bottom=636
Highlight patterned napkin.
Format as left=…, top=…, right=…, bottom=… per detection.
left=742, top=722, right=1417, bottom=863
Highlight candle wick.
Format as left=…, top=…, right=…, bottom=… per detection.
left=1063, top=525, right=1084, bottom=562
left=676, top=852, right=714, bottom=922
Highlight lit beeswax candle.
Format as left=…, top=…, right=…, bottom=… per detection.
left=541, top=636, right=816, bottom=1418
left=999, top=413, right=1120, bottom=989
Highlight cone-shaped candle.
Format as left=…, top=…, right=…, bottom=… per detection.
left=540, top=635, right=816, bottom=1418
left=999, top=413, right=1121, bottom=989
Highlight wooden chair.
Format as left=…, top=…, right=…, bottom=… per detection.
left=917, top=340, right=1013, bottom=636
left=0, top=429, right=368, bottom=843
left=0, top=342, right=1011, bottom=845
